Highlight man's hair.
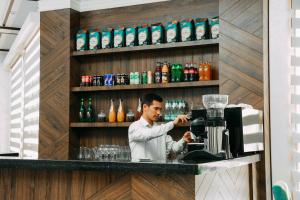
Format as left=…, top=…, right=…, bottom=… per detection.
left=141, top=93, right=163, bottom=107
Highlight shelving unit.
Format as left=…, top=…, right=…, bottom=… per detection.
left=72, top=81, right=219, bottom=92
left=72, top=39, right=219, bottom=56
left=66, top=0, right=220, bottom=153
left=70, top=122, right=190, bottom=128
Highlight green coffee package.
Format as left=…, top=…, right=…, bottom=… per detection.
left=195, top=18, right=208, bottom=40
left=151, top=23, right=164, bottom=44
left=89, top=29, right=101, bottom=50
left=138, top=25, right=150, bottom=45
left=114, top=27, right=125, bottom=48
left=76, top=29, right=88, bottom=51
left=166, top=21, right=179, bottom=43
left=102, top=28, right=113, bottom=49
left=180, top=19, right=195, bottom=42
left=125, top=26, right=137, bottom=47
left=209, top=17, right=219, bottom=39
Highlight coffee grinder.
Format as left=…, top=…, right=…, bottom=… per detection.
left=180, top=94, right=232, bottom=163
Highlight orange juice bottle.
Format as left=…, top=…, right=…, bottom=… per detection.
left=109, top=99, right=116, bottom=123
left=117, top=99, right=125, bottom=122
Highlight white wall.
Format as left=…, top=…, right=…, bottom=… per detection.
left=269, top=0, right=291, bottom=188
left=0, top=64, right=10, bottom=153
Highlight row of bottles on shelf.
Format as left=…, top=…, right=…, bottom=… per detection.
left=79, top=98, right=142, bottom=123
left=78, top=98, right=189, bottom=123
left=79, top=61, right=212, bottom=87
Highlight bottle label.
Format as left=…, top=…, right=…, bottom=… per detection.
left=139, top=32, right=147, bottom=45
left=196, top=26, right=205, bottom=39
left=102, top=36, right=110, bottom=48
left=152, top=30, right=161, bottom=43
left=126, top=33, right=134, bottom=46
left=76, top=38, right=84, bottom=50
left=114, top=35, right=122, bottom=47
left=211, top=24, right=219, bottom=38
left=89, top=37, right=98, bottom=49
left=181, top=27, right=191, bottom=41
left=167, top=29, right=176, bottom=42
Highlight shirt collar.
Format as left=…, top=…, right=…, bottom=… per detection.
left=139, top=116, right=153, bottom=127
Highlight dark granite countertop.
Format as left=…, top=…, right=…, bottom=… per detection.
left=0, top=154, right=260, bottom=175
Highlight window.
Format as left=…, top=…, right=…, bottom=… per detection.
left=9, top=31, right=40, bottom=159
left=292, top=1, right=300, bottom=199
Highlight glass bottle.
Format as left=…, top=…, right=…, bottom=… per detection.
left=136, top=98, right=142, bottom=120
left=154, top=62, right=162, bottom=84
left=184, top=63, right=190, bottom=82
left=79, top=98, right=86, bottom=122
left=108, top=99, right=117, bottom=123
left=86, top=97, right=95, bottom=122
left=117, top=99, right=125, bottom=123
left=162, top=62, right=169, bottom=84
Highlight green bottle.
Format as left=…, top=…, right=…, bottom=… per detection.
left=86, top=97, right=95, bottom=122
left=79, top=98, right=86, bottom=122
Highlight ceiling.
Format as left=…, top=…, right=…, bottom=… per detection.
left=0, top=0, right=38, bottom=64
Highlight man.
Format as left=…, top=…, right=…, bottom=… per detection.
left=128, top=93, right=192, bottom=161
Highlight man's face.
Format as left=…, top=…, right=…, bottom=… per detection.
left=143, top=100, right=163, bottom=122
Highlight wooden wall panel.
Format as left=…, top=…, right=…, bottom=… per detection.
left=40, top=9, right=80, bottom=159
left=219, top=0, right=264, bottom=109
left=80, top=0, right=218, bottom=29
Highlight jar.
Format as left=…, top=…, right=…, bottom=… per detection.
left=126, top=109, right=135, bottom=122
left=97, top=110, right=106, bottom=122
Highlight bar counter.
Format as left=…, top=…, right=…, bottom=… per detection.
left=0, top=154, right=260, bottom=175
left=0, top=155, right=262, bottom=200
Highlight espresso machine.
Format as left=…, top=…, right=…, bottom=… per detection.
left=180, top=94, right=264, bottom=163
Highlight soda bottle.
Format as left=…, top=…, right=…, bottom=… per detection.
left=86, top=97, right=95, bottom=122
left=162, top=62, right=169, bottom=84
left=154, top=62, right=162, bottom=83
left=184, top=63, right=190, bottom=82
left=171, top=64, right=176, bottom=82
left=79, top=98, right=86, bottom=122
left=189, top=64, right=195, bottom=81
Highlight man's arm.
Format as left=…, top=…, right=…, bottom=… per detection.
left=166, top=131, right=192, bottom=153
left=128, top=121, right=174, bottom=142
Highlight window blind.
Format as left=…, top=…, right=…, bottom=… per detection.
left=22, top=32, right=40, bottom=159
left=9, top=31, right=40, bottom=159
left=291, top=1, right=300, bottom=199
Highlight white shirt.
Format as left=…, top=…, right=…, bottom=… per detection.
left=128, top=116, right=185, bottom=161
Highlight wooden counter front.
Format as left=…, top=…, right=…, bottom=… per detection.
left=0, top=155, right=262, bottom=200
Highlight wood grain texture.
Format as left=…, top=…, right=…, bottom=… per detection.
left=39, top=9, right=80, bottom=159
left=0, top=169, right=195, bottom=200
left=219, top=0, right=264, bottom=109
left=195, top=165, right=250, bottom=200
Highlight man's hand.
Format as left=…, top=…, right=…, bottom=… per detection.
left=183, top=131, right=193, bottom=143
left=173, top=115, right=189, bottom=126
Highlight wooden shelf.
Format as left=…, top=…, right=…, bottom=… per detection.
left=72, top=80, right=219, bottom=92
left=72, top=39, right=219, bottom=56
left=70, top=122, right=190, bottom=128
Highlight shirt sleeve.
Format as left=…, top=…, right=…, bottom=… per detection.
left=166, top=135, right=186, bottom=154
left=128, top=121, right=174, bottom=142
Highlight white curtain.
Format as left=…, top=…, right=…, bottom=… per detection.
left=9, top=31, right=40, bottom=159
left=291, top=0, right=300, bottom=199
